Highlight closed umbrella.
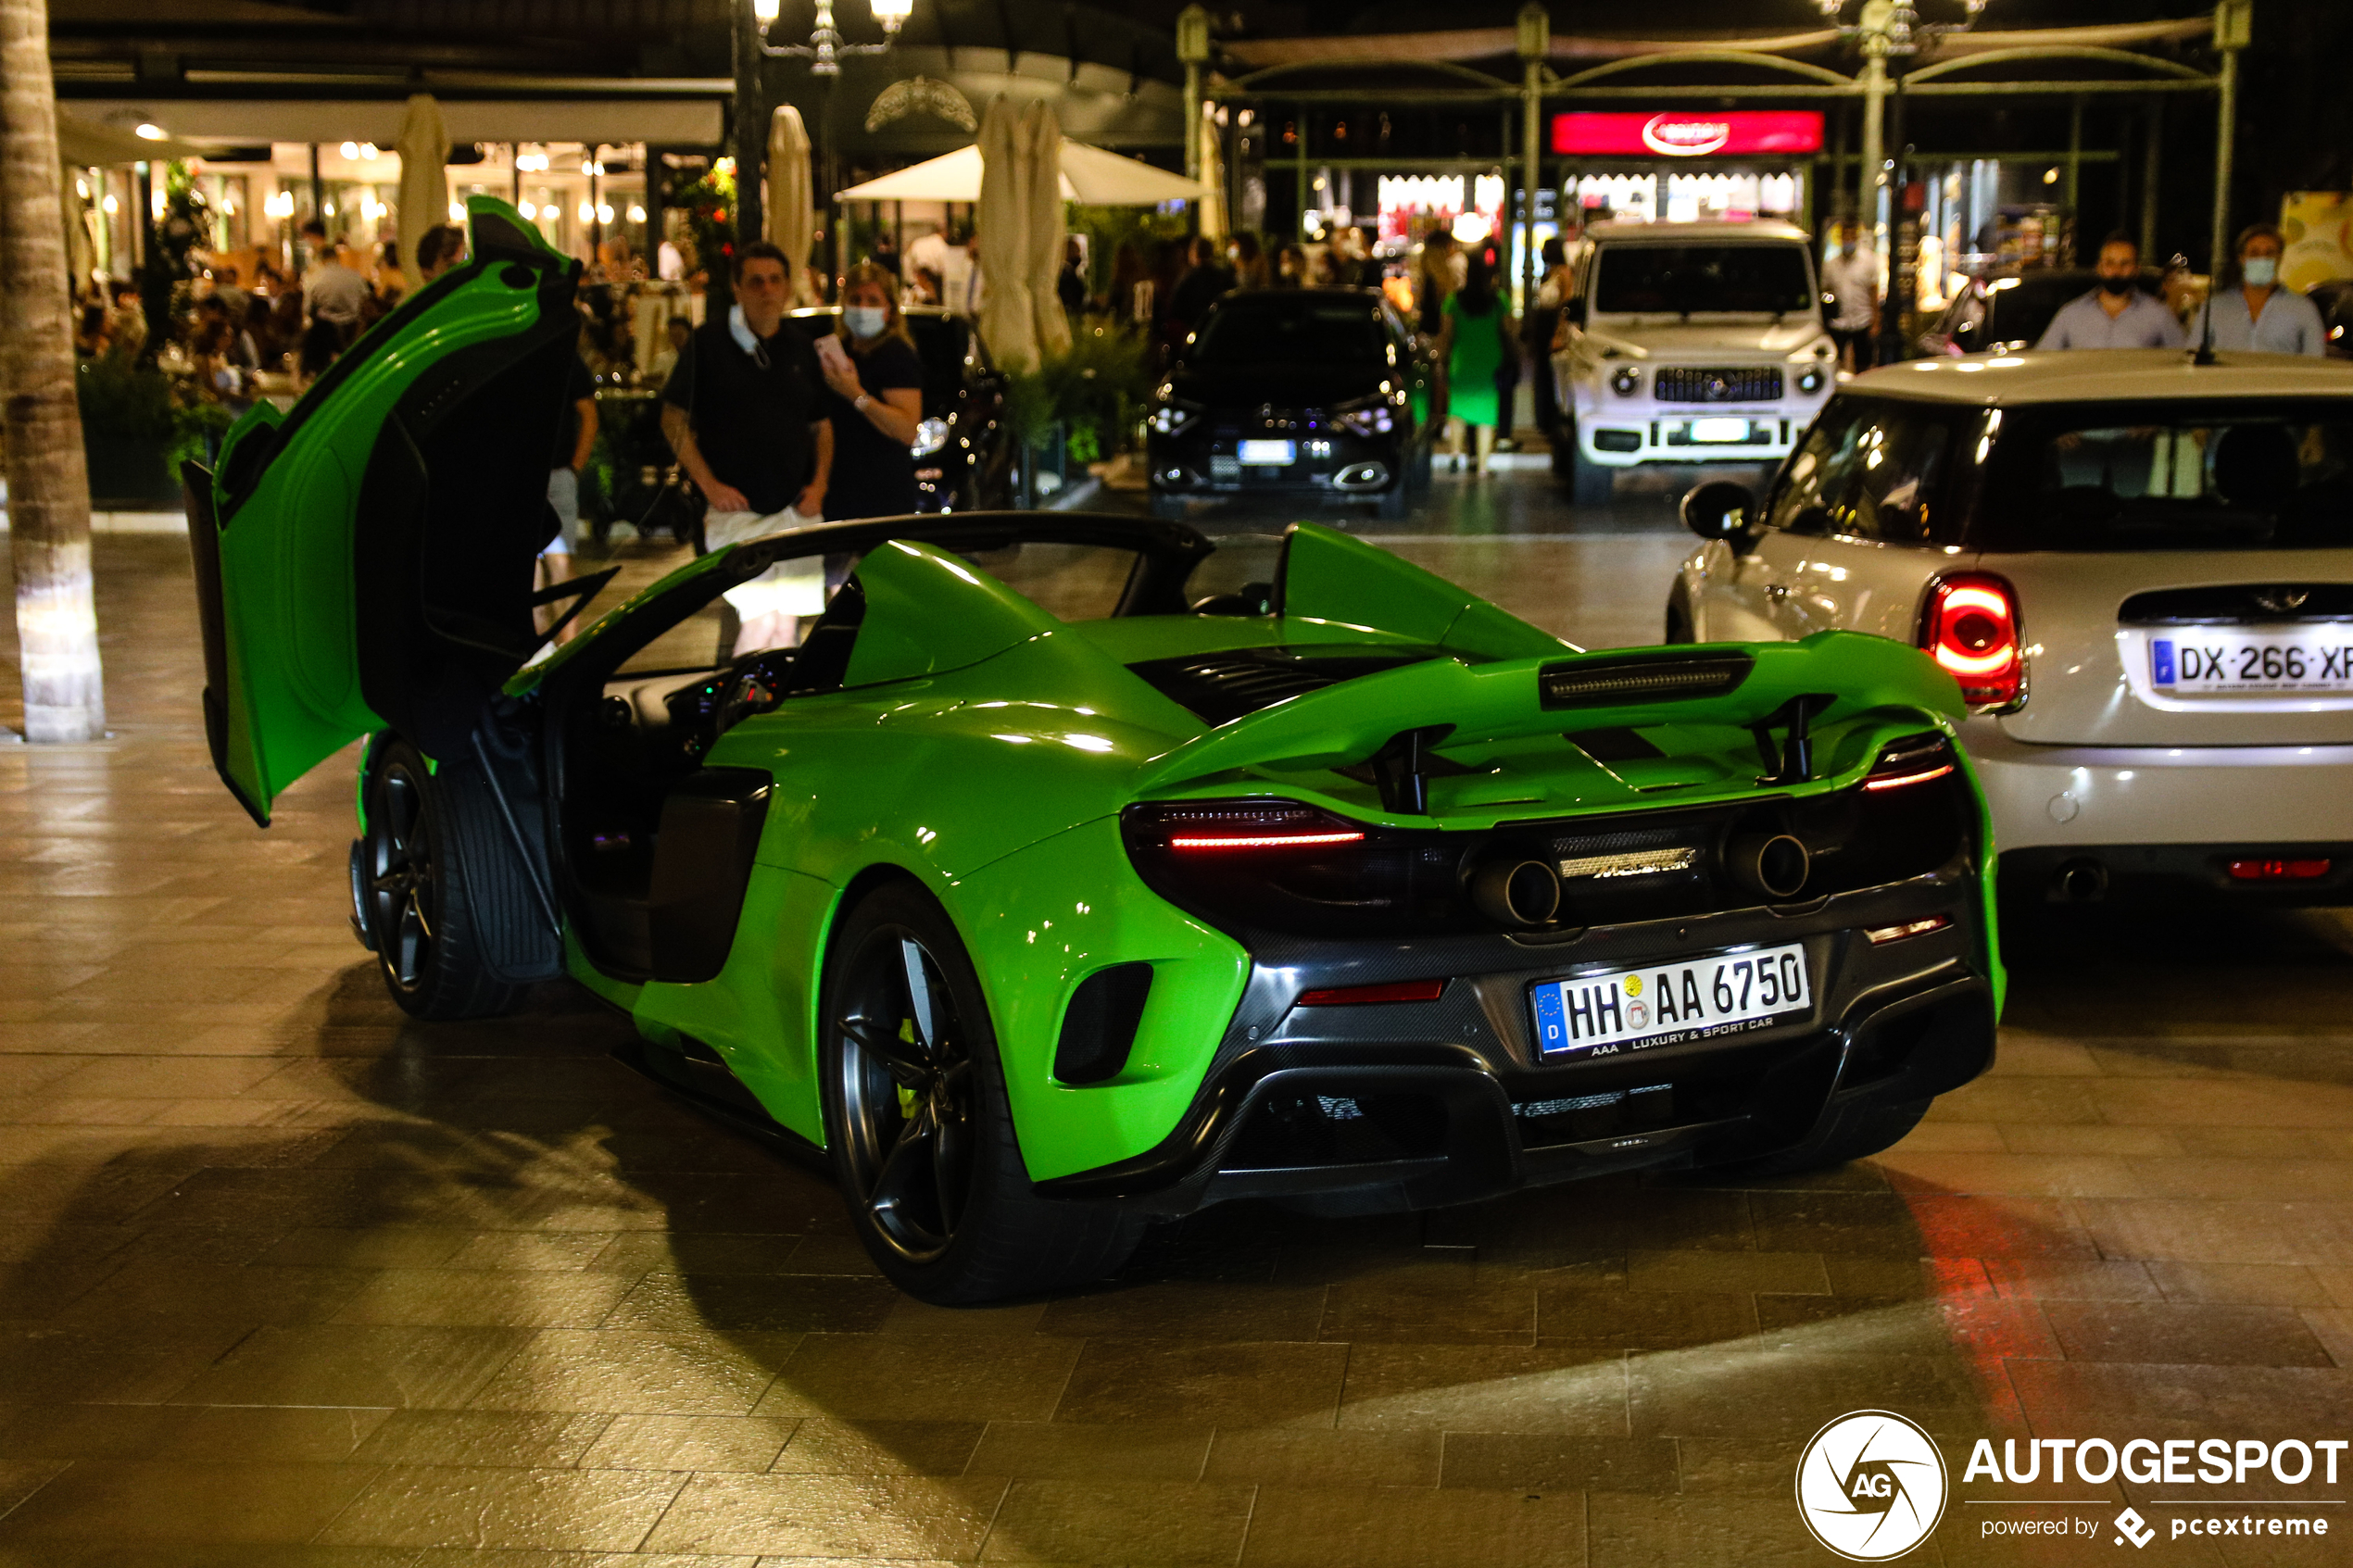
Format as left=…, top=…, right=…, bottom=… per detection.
left=1023, top=102, right=1071, bottom=360
left=975, top=95, right=1036, bottom=371
left=765, top=105, right=816, bottom=302
left=1196, top=106, right=1227, bottom=242
left=394, top=94, right=448, bottom=290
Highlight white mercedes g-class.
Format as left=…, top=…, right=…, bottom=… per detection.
left=1551, top=220, right=1839, bottom=507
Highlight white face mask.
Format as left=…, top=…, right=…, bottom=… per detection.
left=843, top=306, right=888, bottom=340
left=2243, top=257, right=2278, bottom=288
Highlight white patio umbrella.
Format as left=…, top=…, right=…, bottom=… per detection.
left=1023, top=102, right=1071, bottom=360
left=765, top=105, right=816, bottom=302
left=835, top=141, right=1206, bottom=206
left=394, top=94, right=448, bottom=286
left=975, top=95, right=1036, bottom=371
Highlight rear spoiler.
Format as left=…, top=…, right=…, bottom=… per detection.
left=1133, top=632, right=1965, bottom=803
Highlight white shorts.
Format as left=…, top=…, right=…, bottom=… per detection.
left=705, top=507, right=827, bottom=620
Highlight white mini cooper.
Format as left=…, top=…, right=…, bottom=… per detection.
left=1668, top=348, right=2353, bottom=908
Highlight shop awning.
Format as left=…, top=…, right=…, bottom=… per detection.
left=61, top=96, right=725, bottom=149
left=836, top=139, right=1202, bottom=205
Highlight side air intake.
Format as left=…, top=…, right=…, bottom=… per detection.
left=1054, top=963, right=1154, bottom=1085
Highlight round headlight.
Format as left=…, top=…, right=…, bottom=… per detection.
left=1609, top=367, right=1642, bottom=397
left=1796, top=367, right=1826, bottom=395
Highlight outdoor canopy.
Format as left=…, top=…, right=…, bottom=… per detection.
left=835, top=140, right=1205, bottom=206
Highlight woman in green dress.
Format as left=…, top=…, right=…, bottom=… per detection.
left=1441, top=253, right=1516, bottom=475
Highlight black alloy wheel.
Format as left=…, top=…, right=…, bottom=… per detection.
left=366, top=755, right=440, bottom=994
left=357, top=737, right=528, bottom=1021
left=833, top=924, right=978, bottom=1262
left=819, top=880, right=1143, bottom=1303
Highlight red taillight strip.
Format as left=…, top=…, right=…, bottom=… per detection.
left=2227, top=858, right=2331, bottom=882
left=1297, top=978, right=1446, bottom=1006
left=1862, top=763, right=1955, bottom=793
left=1168, top=831, right=1366, bottom=851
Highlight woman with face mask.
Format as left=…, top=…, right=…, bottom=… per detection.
left=817, top=261, right=928, bottom=520
left=2188, top=223, right=2326, bottom=356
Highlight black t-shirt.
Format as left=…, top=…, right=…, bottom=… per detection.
left=823, top=334, right=924, bottom=521
left=552, top=354, right=595, bottom=470
left=661, top=316, right=824, bottom=514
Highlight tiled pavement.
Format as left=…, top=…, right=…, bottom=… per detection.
left=0, top=523, right=2346, bottom=1566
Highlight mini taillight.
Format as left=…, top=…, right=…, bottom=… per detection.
left=2226, top=858, right=2331, bottom=882
left=1172, top=829, right=1365, bottom=851
left=1865, top=915, right=1951, bottom=945
left=1863, top=763, right=1955, bottom=793
left=1920, top=573, right=2023, bottom=710
left=1297, top=979, right=1446, bottom=1006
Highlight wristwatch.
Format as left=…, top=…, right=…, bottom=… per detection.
left=852, top=393, right=872, bottom=411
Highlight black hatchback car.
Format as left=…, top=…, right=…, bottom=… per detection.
left=1148, top=288, right=1434, bottom=520
left=790, top=305, right=1012, bottom=512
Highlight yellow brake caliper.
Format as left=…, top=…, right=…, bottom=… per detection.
left=896, top=1017, right=919, bottom=1119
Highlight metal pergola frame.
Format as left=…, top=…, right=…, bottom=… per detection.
left=1194, top=3, right=2250, bottom=316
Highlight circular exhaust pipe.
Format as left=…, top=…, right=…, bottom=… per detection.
left=1726, top=834, right=1811, bottom=900
left=2053, top=858, right=2108, bottom=902
left=1471, top=859, right=1562, bottom=927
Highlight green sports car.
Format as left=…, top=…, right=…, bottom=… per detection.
left=188, top=201, right=2003, bottom=1302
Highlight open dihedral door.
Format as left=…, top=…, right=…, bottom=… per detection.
left=189, top=198, right=581, bottom=825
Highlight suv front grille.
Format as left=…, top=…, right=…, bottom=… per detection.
left=1654, top=366, right=1783, bottom=404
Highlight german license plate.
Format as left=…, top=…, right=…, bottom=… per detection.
left=1237, top=439, right=1296, bottom=466
left=1689, top=417, right=1752, bottom=444
left=1531, top=942, right=1810, bottom=1060
left=2150, top=630, right=2353, bottom=695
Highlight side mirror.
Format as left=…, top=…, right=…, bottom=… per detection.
left=1562, top=297, right=1587, bottom=329
left=1681, top=481, right=1758, bottom=550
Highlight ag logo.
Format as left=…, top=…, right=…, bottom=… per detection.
left=1795, top=1410, right=1948, bottom=1561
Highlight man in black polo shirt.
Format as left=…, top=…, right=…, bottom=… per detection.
left=660, top=241, right=833, bottom=651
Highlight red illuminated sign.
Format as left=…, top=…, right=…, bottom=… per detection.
left=1551, top=111, right=1825, bottom=158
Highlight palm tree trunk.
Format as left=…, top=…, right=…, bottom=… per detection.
left=2, top=0, right=106, bottom=743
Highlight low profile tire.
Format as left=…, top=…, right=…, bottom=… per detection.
left=1725, top=1097, right=1932, bottom=1179
left=1568, top=433, right=1615, bottom=508
left=1663, top=586, right=1696, bottom=645
left=358, top=737, right=530, bottom=1021
left=820, top=880, right=1143, bottom=1304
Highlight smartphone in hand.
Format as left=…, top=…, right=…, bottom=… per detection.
left=814, top=333, right=850, bottom=375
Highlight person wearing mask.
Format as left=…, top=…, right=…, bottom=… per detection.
left=660, top=241, right=832, bottom=655
left=1819, top=227, right=1880, bottom=372
left=1440, top=253, right=1513, bottom=476
left=2036, top=232, right=2183, bottom=350
left=2187, top=223, right=2325, bottom=355
left=816, top=262, right=925, bottom=521
left=537, top=348, right=598, bottom=637
left=1056, top=236, right=1088, bottom=319
left=414, top=223, right=466, bottom=286
left=1164, top=235, right=1234, bottom=339
left=298, top=220, right=369, bottom=337
left=1275, top=245, right=1308, bottom=288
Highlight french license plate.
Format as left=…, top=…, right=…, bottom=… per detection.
left=1237, top=439, right=1296, bottom=466
left=1688, top=417, right=1752, bottom=444
left=1531, top=942, right=1811, bottom=1060
left=2150, top=631, right=2353, bottom=695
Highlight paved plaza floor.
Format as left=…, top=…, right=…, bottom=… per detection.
left=0, top=470, right=2347, bottom=1565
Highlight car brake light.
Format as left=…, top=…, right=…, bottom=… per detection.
left=1920, top=573, right=2024, bottom=710
left=1171, top=829, right=1365, bottom=850
left=1865, top=915, right=1951, bottom=945
left=1297, top=979, right=1446, bottom=1006
left=2227, top=858, right=2331, bottom=882
left=1863, top=763, right=1955, bottom=792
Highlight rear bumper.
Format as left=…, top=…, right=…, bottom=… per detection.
left=1964, top=722, right=2353, bottom=854
left=1034, top=864, right=1994, bottom=1218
